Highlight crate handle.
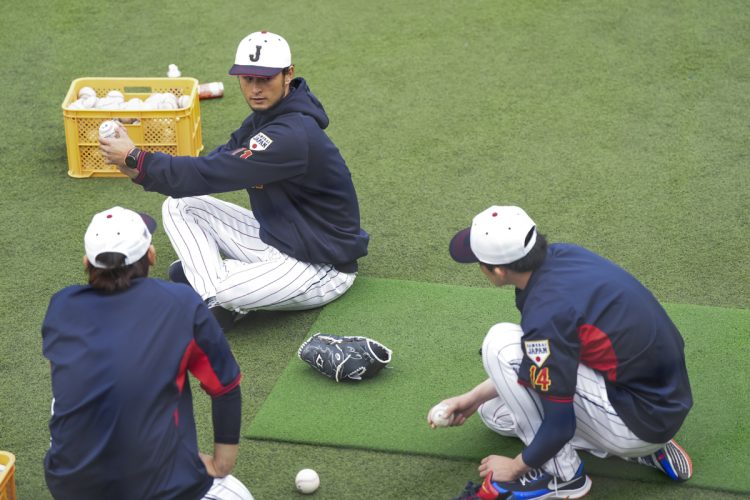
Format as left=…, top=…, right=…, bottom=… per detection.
left=123, top=86, right=153, bottom=93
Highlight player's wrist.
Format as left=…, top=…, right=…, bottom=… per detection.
left=212, top=443, right=238, bottom=477
left=125, top=147, right=143, bottom=169
left=514, top=452, right=532, bottom=478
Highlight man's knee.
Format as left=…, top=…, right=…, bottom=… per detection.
left=482, top=323, right=524, bottom=361
left=478, top=397, right=516, bottom=437
left=161, top=196, right=180, bottom=218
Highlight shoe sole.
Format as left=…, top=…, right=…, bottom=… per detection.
left=662, top=440, right=693, bottom=481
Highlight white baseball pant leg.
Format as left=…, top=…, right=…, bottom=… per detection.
left=202, top=475, right=253, bottom=500
left=478, top=322, right=664, bottom=481
left=162, top=196, right=356, bottom=312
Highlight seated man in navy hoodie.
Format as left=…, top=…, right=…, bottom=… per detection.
left=100, top=31, right=369, bottom=332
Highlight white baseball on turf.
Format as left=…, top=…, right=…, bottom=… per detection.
left=295, top=468, right=320, bottom=494
left=429, top=402, right=453, bottom=428
left=98, top=120, right=119, bottom=139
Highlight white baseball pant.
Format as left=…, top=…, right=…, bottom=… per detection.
left=162, top=196, right=356, bottom=312
left=202, top=475, right=253, bottom=500
left=478, top=323, right=664, bottom=481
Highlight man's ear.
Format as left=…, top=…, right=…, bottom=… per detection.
left=285, top=65, right=295, bottom=85
left=147, top=245, right=156, bottom=266
left=83, top=255, right=90, bottom=268
left=492, top=265, right=507, bottom=278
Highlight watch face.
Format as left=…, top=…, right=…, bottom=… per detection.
left=126, top=150, right=138, bottom=168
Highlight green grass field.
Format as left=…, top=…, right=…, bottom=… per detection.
left=0, top=0, right=748, bottom=498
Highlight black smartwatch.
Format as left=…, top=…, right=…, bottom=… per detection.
left=125, top=147, right=142, bottom=169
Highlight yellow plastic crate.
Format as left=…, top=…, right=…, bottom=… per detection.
left=61, top=77, right=204, bottom=178
left=0, top=451, right=16, bottom=500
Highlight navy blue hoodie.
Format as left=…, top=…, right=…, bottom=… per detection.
left=134, top=78, right=368, bottom=272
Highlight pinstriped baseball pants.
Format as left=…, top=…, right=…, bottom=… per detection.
left=162, top=196, right=356, bottom=313
left=203, top=475, right=253, bottom=499
left=479, top=323, right=663, bottom=481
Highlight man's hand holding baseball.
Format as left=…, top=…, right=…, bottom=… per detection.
left=432, top=395, right=477, bottom=428
left=438, top=379, right=501, bottom=428
left=98, top=123, right=138, bottom=178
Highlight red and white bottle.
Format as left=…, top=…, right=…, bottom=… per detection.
left=198, top=82, right=224, bottom=100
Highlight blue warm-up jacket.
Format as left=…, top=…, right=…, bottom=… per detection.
left=133, top=78, right=369, bottom=272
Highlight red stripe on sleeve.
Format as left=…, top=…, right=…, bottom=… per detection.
left=578, top=324, right=618, bottom=382
left=172, top=340, right=196, bottom=426
left=542, top=394, right=575, bottom=403
left=175, top=340, right=194, bottom=394
left=187, top=341, right=242, bottom=397
left=517, top=379, right=574, bottom=403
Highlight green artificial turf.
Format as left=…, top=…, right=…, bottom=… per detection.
left=1, top=0, right=748, bottom=498
left=247, top=277, right=750, bottom=493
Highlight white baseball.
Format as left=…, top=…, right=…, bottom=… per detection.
left=178, top=95, right=191, bottom=108
left=98, top=120, right=119, bottom=139
left=162, top=92, right=179, bottom=107
left=118, top=98, right=143, bottom=124
left=78, top=86, right=96, bottom=99
left=124, top=97, right=144, bottom=110
left=144, top=93, right=164, bottom=107
left=80, top=95, right=98, bottom=108
left=157, top=99, right=178, bottom=110
left=95, top=97, right=121, bottom=110
left=295, top=468, right=320, bottom=494
left=429, top=403, right=454, bottom=428
left=106, top=90, right=124, bottom=102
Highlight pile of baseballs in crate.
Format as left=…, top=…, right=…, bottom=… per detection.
left=67, top=86, right=191, bottom=111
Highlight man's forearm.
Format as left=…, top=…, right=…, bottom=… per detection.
left=470, top=378, right=500, bottom=406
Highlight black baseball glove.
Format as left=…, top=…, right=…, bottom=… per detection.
left=297, top=333, right=393, bottom=382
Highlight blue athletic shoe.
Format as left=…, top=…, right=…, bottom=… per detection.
left=168, top=260, right=189, bottom=285
left=492, top=463, right=592, bottom=499
left=204, top=296, right=242, bottom=333
left=453, top=472, right=507, bottom=499
left=170, top=260, right=245, bottom=332
left=628, top=439, right=693, bottom=481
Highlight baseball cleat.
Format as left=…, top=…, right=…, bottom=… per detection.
left=168, top=260, right=190, bottom=285
left=453, top=472, right=507, bottom=499
left=491, top=463, right=591, bottom=499
left=628, top=439, right=693, bottom=481
left=204, top=297, right=245, bottom=333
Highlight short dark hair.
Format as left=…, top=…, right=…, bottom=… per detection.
left=87, top=252, right=150, bottom=293
left=482, top=232, right=548, bottom=273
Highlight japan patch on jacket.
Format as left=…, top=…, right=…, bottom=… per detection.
left=524, top=340, right=550, bottom=367
left=249, top=132, right=273, bottom=151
